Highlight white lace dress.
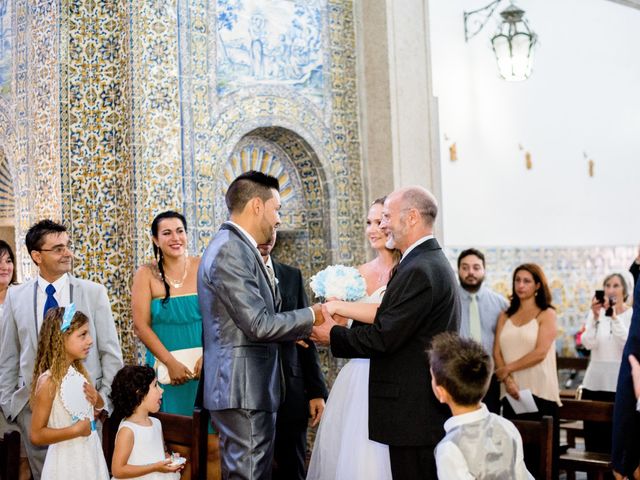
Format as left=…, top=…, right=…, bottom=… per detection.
left=41, top=370, right=110, bottom=479
left=307, top=286, right=392, bottom=480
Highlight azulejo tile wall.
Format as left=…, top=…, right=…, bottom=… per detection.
left=0, top=0, right=63, bottom=281
left=3, top=0, right=365, bottom=364
left=60, top=0, right=135, bottom=360
left=446, top=245, right=637, bottom=356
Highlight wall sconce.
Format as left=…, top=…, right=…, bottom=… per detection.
left=584, top=152, right=594, bottom=177
left=464, top=1, right=538, bottom=81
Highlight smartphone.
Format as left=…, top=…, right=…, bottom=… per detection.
left=594, top=290, right=605, bottom=304
left=605, top=296, right=616, bottom=317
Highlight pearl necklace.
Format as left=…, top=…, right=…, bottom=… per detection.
left=164, top=259, right=188, bottom=289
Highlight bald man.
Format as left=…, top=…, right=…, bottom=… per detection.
left=312, top=186, right=460, bottom=479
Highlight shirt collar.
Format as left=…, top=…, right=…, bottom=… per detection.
left=226, top=221, right=258, bottom=249
left=37, top=273, right=69, bottom=293
left=443, top=403, right=489, bottom=433
left=459, top=284, right=486, bottom=300
left=265, top=256, right=274, bottom=269
left=400, top=235, right=434, bottom=262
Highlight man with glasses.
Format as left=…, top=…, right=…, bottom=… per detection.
left=0, top=219, right=123, bottom=479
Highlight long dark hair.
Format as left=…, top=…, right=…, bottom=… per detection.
left=0, top=240, right=17, bottom=284
left=505, top=263, right=554, bottom=317
left=151, top=211, right=187, bottom=305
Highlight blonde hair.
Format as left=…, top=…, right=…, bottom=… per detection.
left=30, top=306, right=91, bottom=406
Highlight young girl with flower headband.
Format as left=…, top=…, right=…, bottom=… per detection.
left=30, top=304, right=110, bottom=479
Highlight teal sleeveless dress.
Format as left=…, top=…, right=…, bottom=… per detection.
left=145, top=294, right=203, bottom=416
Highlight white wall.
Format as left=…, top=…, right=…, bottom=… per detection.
left=429, top=0, right=640, bottom=247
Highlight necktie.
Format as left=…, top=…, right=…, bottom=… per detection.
left=44, top=284, right=58, bottom=318
left=469, top=293, right=482, bottom=342
left=266, top=265, right=276, bottom=292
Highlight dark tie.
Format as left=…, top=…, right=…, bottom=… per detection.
left=43, top=284, right=58, bottom=318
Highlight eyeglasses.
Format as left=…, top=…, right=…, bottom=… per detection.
left=38, top=243, right=74, bottom=254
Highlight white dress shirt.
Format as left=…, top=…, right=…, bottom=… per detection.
left=400, top=235, right=434, bottom=262
left=36, top=273, right=70, bottom=330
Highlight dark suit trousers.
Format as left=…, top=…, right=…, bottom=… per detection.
left=272, top=418, right=307, bottom=480
left=211, top=409, right=276, bottom=480
left=389, top=444, right=438, bottom=480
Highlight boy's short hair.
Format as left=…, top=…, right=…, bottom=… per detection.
left=428, top=332, right=493, bottom=406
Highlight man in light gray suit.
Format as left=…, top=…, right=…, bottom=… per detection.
left=0, top=220, right=123, bottom=479
left=198, top=171, right=322, bottom=480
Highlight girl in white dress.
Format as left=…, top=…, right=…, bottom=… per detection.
left=110, top=365, right=183, bottom=479
left=30, top=306, right=110, bottom=479
left=307, top=198, right=399, bottom=480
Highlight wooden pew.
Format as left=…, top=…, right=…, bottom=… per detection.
left=558, top=399, right=614, bottom=480
left=0, top=430, right=21, bottom=480
left=511, top=416, right=553, bottom=480
left=103, top=407, right=209, bottom=479
left=557, top=356, right=589, bottom=398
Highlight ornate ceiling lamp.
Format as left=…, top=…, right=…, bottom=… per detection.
left=464, top=1, right=538, bottom=81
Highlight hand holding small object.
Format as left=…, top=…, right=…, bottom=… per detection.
left=167, top=358, right=193, bottom=385
left=505, top=376, right=520, bottom=399
left=193, top=356, right=203, bottom=379
left=74, top=418, right=92, bottom=437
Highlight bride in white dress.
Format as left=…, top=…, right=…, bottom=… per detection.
left=307, top=198, right=399, bottom=480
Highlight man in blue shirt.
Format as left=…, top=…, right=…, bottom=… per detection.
left=457, top=248, right=508, bottom=413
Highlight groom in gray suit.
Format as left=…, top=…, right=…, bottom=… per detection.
left=0, top=220, right=123, bottom=479
left=198, top=171, right=322, bottom=480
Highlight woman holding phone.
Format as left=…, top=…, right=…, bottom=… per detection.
left=580, top=273, right=632, bottom=458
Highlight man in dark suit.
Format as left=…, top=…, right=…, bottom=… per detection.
left=258, top=232, right=328, bottom=480
left=612, top=276, right=640, bottom=478
left=198, top=171, right=323, bottom=479
left=312, top=186, right=460, bottom=480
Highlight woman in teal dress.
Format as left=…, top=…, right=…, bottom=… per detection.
left=132, top=210, right=220, bottom=479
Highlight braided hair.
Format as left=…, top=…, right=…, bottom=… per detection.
left=151, top=211, right=187, bottom=305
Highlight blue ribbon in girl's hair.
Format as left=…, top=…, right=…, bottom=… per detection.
left=61, top=303, right=76, bottom=332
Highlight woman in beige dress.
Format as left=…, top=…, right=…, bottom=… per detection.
left=493, top=263, right=560, bottom=478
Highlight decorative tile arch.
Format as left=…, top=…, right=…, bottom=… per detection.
left=218, top=126, right=332, bottom=279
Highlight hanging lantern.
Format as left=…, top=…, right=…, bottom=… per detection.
left=490, top=4, right=537, bottom=81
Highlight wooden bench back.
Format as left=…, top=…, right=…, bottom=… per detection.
left=511, top=416, right=553, bottom=480
left=559, top=399, right=614, bottom=423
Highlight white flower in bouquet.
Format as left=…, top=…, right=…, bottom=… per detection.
left=309, top=265, right=366, bottom=301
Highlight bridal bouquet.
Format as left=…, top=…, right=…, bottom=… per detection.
left=309, top=265, right=366, bottom=301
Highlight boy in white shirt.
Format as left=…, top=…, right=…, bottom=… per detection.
left=428, top=332, right=533, bottom=480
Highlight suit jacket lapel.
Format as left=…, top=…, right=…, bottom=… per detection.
left=387, top=238, right=441, bottom=289
left=220, top=223, right=279, bottom=309
left=30, top=282, right=38, bottom=351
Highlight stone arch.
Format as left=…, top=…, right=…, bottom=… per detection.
left=219, top=126, right=332, bottom=280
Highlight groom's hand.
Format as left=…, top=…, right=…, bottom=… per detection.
left=311, top=303, right=324, bottom=326
left=310, top=305, right=337, bottom=345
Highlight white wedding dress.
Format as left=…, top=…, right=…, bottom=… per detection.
left=307, top=286, right=392, bottom=480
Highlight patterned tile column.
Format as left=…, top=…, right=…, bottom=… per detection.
left=60, top=0, right=135, bottom=361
